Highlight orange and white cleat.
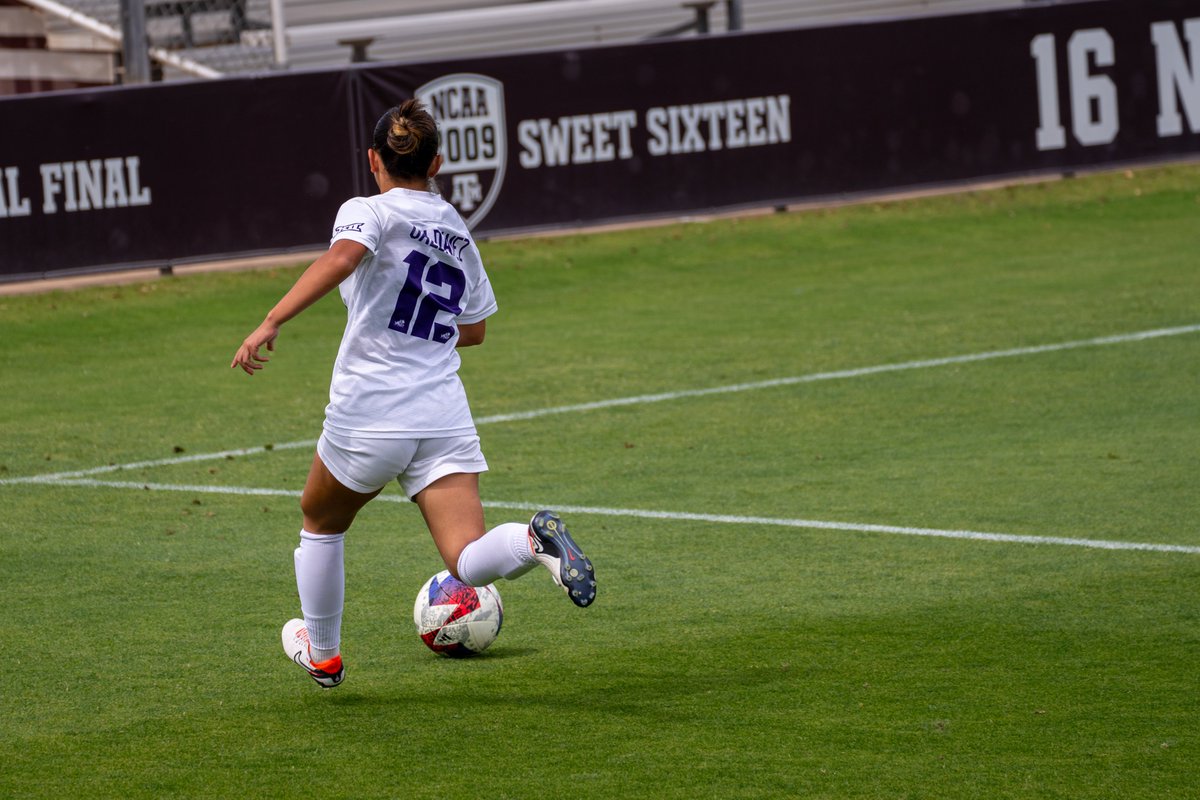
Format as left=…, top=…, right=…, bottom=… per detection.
left=281, top=618, right=345, bottom=688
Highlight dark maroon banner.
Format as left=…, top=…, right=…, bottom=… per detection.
left=2, top=0, right=1199, bottom=280
left=0, top=71, right=357, bottom=277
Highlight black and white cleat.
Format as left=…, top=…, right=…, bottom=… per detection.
left=529, top=510, right=596, bottom=607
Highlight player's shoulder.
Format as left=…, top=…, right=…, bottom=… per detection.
left=335, top=194, right=384, bottom=222
left=339, top=193, right=377, bottom=210
left=331, top=195, right=386, bottom=242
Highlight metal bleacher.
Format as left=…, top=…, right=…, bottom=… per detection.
left=21, top=0, right=1028, bottom=82
left=281, top=0, right=1026, bottom=71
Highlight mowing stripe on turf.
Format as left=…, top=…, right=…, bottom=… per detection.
left=32, top=477, right=1200, bottom=555
left=4, top=322, right=1197, bottom=485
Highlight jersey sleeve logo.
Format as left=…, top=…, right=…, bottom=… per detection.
left=334, top=222, right=366, bottom=234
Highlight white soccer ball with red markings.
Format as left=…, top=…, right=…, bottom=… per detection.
left=413, top=570, right=503, bottom=657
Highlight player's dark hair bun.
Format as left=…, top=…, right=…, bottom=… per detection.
left=372, top=98, right=439, bottom=180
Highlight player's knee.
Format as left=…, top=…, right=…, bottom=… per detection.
left=300, top=497, right=351, bottom=534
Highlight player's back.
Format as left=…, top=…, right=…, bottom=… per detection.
left=324, top=188, right=498, bottom=437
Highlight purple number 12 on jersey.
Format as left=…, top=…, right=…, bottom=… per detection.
left=390, top=250, right=467, bottom=343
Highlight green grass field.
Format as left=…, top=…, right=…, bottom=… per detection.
left=2, top=165, right=1198, bottom=799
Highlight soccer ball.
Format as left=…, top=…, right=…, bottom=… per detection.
left=413, top=570, right=503, bottom=657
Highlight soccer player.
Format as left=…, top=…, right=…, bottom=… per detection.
left=231, top=99, right=595, bottom=688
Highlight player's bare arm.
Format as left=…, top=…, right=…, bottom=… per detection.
left=456, top=320, right=486, bottom=347
left=231, top=239, right=369, bottom=375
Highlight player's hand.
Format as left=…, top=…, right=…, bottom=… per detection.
left=231, top=321, right=279, bottom=375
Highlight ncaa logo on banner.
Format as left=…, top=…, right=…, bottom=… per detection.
left=417, top=73, right=507, bottom=229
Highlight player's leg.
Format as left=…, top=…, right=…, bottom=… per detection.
left=403, top=436, right=505, bottom=581
left=442, top=497, right=597, bottom=607
left=300, top=448, right=383, bottom=533
left=284, top=441, right=386, bottom=688
left=406, top=435, right=596, bottom=606
left=296, top=449, right=381, bottom=651
left=412, top=474, right=596, bottom=607
left=412, top=471, right=523, bottom=580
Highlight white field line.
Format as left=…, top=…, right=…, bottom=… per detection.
left=33, top=477, right=1200, bottom=555
left=8, top=439, right=318, bottom=484
left=6, top=323, right=1199, bottom=485
left=473, top=323, right=1200, bottom=423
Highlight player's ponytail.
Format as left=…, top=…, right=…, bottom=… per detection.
left=372, top=99, right=440, bottom=181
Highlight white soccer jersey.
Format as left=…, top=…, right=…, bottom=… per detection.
left=322, top=187, right=497, bottom=437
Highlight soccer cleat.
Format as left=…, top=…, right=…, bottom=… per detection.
left=281, top=618, right=345, bottom=688
left=528, top=510, right=596, bottom=607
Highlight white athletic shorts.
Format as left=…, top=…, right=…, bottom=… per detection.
left=316, top=429, right=489, bottom=499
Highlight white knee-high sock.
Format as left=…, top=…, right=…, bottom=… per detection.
left=294, top=530, right=345, bottom=661
left=456, top=522, right=537, bottom=586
